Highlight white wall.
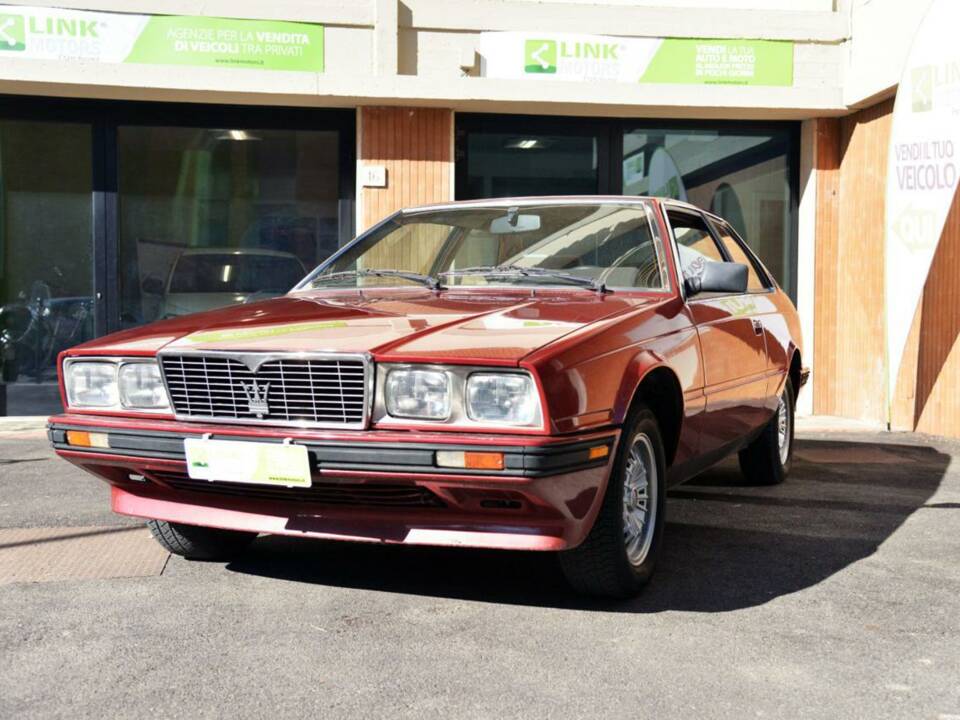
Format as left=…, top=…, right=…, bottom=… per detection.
left=844, top=0, right=935, bottom=106
left=530, top=0, right=833, bottom=8
left=796, top=119, right=817, bottom=416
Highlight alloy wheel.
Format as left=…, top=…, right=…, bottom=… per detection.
left=777, top=393, right=791, bottom=465
left=622, top=433, right=658, bottom=566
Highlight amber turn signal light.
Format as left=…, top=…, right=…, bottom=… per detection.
left=436, top=450, right=504, bottom=470
left=65, top=430, right=110, bottom=449
left=588, top=445, right=610, bottom=461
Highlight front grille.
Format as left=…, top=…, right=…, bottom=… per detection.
left=159, top=352, right=368, bottom=428
left=150, top=471, right=444, bottom=508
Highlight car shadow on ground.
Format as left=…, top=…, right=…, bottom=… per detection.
left=225, top=438, right=950, bottom=612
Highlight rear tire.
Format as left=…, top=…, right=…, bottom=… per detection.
left=738, top=378, right=794, bottom=486
left=147, top=520, right=257, bottom=560
left=559, top=405, right=666, bottom=599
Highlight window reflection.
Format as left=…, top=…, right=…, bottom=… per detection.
left=0, top=121, right=93, bottom=415
left=623, top=127, right=792, bottom=292
left=118, top=126, right=342, bottom=325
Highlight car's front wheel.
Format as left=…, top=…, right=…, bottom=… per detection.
left=559, top=405, right=666, bottom=599
left=147, top=520, right=257, bottom=560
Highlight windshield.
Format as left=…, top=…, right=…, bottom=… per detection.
left=300, top=202, right=669, bottom=291
left=169, top=253, right=305, bottom=294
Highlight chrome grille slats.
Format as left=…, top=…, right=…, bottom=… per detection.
left=158, top=352, right=370, bottom=429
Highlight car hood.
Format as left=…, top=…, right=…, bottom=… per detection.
left=77, top=288, right=659, bottom=365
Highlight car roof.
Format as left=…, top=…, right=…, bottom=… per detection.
left=401, top=195, right=704, bottom=215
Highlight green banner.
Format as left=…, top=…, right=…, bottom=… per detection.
left=126, top=16, right=323, bottom=72
left=641, top=39, right=792, bottom=86
left=480, top=32, right=793, bottom=86
left=0, top=5, right=323, bottom=72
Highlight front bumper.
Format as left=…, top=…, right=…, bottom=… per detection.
left=49, top=415, right=619, bottom=551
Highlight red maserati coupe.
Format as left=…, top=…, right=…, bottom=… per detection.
left=48, top=197, right=805, bottom=598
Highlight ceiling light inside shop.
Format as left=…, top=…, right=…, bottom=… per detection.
left=504, top=138, right=549, bottom=150
left=214, top=129, right=262, bottom=142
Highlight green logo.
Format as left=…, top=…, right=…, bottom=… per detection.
left=912, top=65, right=933, bottom=112
left=0, top=14, right=25, bottom=52
left=524, top=39, right=556, bottom=74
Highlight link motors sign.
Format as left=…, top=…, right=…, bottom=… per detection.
left=479, top=32, right=793, bottom=86
left=0, top=4, right=323, bottom=72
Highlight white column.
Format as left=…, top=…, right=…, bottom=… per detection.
left=795, top=118, right=817, bottom=416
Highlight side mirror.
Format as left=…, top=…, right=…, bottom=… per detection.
left=142, top=277, right=165, bottom=295
left=685, top=261, right=748, bottom=296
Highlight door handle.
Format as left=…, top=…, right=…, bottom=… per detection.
left=751, top=319, right=763, bottom=336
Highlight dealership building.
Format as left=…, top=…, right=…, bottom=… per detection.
left=0, top=0, right=957, bottom=438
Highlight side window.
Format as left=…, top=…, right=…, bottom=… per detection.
left=668, top=211, right=725, bottom=283
left=712, top=220, right=768, bottom=292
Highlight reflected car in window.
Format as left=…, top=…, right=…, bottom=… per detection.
left=156, top=248, right=306, bottom=318
left=48, top=197, right=806, bottom=598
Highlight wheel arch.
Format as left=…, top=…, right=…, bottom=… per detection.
left=621, top=364, right=684, bottom=468
left=788, top=348, right=802, bottom=398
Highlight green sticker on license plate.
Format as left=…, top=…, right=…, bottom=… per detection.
left=184, top=438, right=312, bottom=488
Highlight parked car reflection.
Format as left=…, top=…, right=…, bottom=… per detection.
left=0, top=279, right=93, bottom=383
left=143, top=248, right=307, bottom=318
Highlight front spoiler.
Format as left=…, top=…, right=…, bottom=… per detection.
left=49, top=416, right=619, bottom=551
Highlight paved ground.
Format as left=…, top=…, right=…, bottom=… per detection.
left=1, top=427, right=958, bottom=719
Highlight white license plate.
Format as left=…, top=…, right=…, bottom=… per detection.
left=184, top=438, right=312, bottom=488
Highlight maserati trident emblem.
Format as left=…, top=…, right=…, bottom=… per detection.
left=242, top=381, right=271, bottom=418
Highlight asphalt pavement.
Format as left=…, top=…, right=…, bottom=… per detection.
left=1, top=425, right=958, bottom=719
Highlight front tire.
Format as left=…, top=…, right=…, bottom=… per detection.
left=559, top=405, right=666, bottom=599
left=147, top=520, right=257, bottom=560
left=738, top=377, right=795, bottom=485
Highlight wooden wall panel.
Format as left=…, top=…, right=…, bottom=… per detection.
left=359, top=107, right=453, bottom=232
left=813, top=117, right=840, bottom=414
left=813, top=100, right=893, bottom=422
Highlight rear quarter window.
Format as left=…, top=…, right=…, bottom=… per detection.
left=710, top=220, right=769, bottom=292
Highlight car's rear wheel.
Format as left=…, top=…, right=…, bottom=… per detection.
left=147, top=519, right=257, bottom=560
left=738, top=377, right=795, bottom=485
left=559, top=405, right=666, bottom=599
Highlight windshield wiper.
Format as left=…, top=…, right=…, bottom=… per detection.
left=310, top=269, right=444, bottom=291
left=439, top=265, right=609, bottom=293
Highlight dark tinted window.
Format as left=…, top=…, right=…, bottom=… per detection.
left=118, top=125, right=342, bottom=326
left=0, top=120, right=94, bottom=416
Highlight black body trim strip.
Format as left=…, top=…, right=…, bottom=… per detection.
left=49, top=423, right=615, bottom=479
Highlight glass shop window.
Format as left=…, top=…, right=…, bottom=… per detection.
left=118, top=126, right=342, bottom=325
left=0, top=120, right=94, bottom=416
left=623, top=126, right=793, bottom=292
